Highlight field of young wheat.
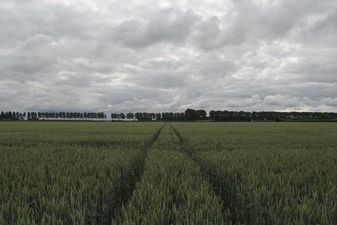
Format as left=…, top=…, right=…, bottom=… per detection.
left=1, top=122, right=336, bottom=224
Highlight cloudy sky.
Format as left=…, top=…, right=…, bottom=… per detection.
left=1, top=0, right=337, bottom=114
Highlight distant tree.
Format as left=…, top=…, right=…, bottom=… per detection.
left=320, top=113, right=329, bottom=120
left=150, top=113, right=156, bottom=119
left=177, top=112, right=185, bottom=120
left=185, top=109, right=200, bottom=121
left=135, top=112, right=142, bottom=120
left=162, top=112, right=168, bottom=120
left=111, top=113, right=118, bottom=119
left=31, top=112, right=37, bottom=119
left=126, top=113, right=134, bottom=119
left=155, top=113, right=161, bottom=120
left=118, top=113, right=126, bottom=119
left=167, top=112, right=174, bottom=120
left=161, top=112, right=175, bottom=121
left=209, top=110, right=215, bottom=121
left=197, top=110, right=207, bottom=120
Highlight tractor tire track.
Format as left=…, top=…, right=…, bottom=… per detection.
left=112, top=123, right=224, bottom=224
left=169, top=123, right=241, bottom=225
left=111, top=124, right=166, bottom=220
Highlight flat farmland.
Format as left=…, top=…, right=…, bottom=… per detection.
left=1, top=122, right=336, bottom=224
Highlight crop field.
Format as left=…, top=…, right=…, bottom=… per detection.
left=1, top=122, right=336, bottom=224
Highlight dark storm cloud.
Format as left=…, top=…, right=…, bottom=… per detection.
left=0, top=0, right=336, bottom=113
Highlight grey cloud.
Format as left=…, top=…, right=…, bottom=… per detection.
left=192, top=17, right=222, bottom=50
left=1, top=2, right=90, bottom=45
left=199, top=60, right=238, bottom=79
left=0, top=0, right=337, bottom=113
left=135, top=73, right=187, bottom=89
left=226, top=95, right=262, bottom=108
left=322, top=98, right=337, bottom=107
left=191, top=0, right=337, bottom=49
left=1, top=35, right=58, bottom=82
left=111, top=9, right=201, bottom=48
left=311, top=8, right=337, bottom=32
left=263, top=95, right=299, bottom=106
left=261, top=95, right=337, bottom=111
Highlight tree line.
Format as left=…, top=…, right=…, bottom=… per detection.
left=111, top=109, right=207, bottom=121
left=0, top=111, right=25, bottom=120
left=2, top=109, right=336, bottom=122
left=0, top=111, right=106, bottom=120
left=209, top=110, right=337, bottom=121
left=112, top=109, right=337, bottom=121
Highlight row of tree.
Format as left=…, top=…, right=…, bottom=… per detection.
left=0, top=111, right=25, bottom=120
left=2, top=109, right=336, bottom=122
left=111, top=112, right=194, bottom=121
left=0, top=111, right=106, bottom=120
left=209, top=110, right=337, bottom=121
left=37, top=112, right=106, bottom=119
left=111, top=110, right=207, bottom=121
left=112, top=109, right=337, bottom=121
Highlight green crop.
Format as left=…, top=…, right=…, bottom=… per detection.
left=1, top=121, right=336, bottom=224
left=113, top=124, right=224, bottom=224
left=0, top=122, right=164, bottom=224
left=172, top=122, right=337, bottom=224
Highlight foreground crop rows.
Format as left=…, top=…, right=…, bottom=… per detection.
left=0, top=122, right=164, bottom=225
left=173, top=123, right=337, bottom=224
left=1, top=122, right=336, bottom=224
left=113, top=124, right=223, bottom=224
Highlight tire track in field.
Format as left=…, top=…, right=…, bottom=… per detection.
left=144, top=123, right=167, bottom=148
left=169, top=124, right=184, bottom=144
left=113, top=123, right=224, bottom=224
left=165, top=124, right=226, bottom=222
left=170, top=124, right=241, bottom=225
left=111, top=123, right=166, bottom=220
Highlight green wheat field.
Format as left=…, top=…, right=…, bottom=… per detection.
left=1, top=122, right=336, bottom=224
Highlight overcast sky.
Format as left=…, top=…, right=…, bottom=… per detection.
left=1, top=0, right=337, bottom=114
